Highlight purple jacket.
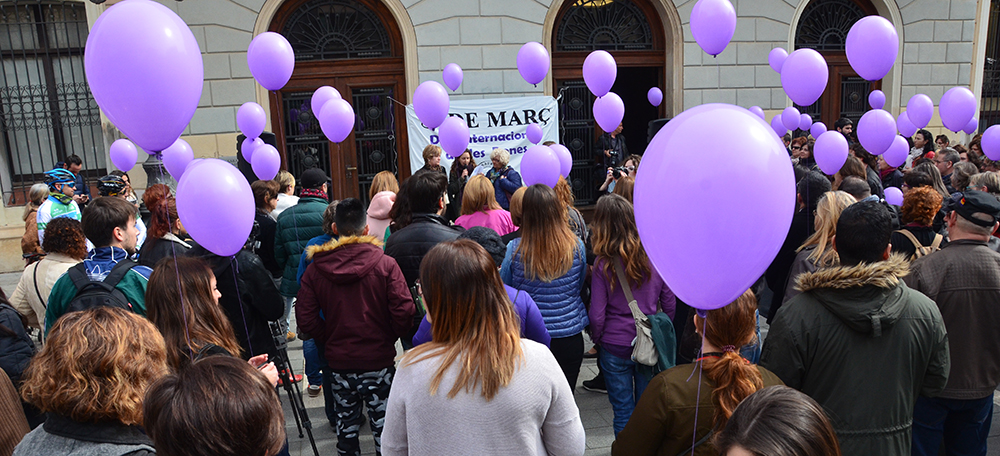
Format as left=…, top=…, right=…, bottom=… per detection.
left=412, top=284, right=551, bottom=347
left=590, top=257, right=675, bottom=358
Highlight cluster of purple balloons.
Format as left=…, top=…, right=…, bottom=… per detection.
left=582, top=50, right=626, bottom=133
left=521, top=143, right=572, bottom=189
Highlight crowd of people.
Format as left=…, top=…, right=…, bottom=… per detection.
left=1, top=123, right=1000, bottom=456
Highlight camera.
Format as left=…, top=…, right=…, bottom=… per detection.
left=612, top=166, right=627, bottom=180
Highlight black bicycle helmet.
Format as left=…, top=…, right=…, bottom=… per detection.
left=97, top=174, right=126, bottom=197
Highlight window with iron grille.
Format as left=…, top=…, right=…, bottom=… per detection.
left=980, top=0, right=999, bottom=133
left=280, top=0, right=392, bottom=61
left=795, top=0, right=867, bottom=51
left=555, top=0, right=653, bottom=52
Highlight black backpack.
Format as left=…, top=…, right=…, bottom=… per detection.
left=64, top=260, right=135, bottom=314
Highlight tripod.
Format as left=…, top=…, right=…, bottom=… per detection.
left=269, top=322, right=320, bottom=456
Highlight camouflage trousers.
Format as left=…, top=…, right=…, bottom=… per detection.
left=327, top=367, right=394, bottom=456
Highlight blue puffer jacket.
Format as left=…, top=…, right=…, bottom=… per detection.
left=501, top=238, right=588, bottom=338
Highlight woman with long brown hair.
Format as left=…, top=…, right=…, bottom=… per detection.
left=589, top=194, right=675, bottom=435
left=612, top=290, right=783, bottom=456
left=137, top=184, right=190, bottom=268
left=455, top=175, right=515, bottom=236
left=500, top=184, right=588, bottom=389
left=383, top=240, right=585, bottom=456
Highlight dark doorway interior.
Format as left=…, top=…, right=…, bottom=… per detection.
left=611, top=66, right=660, bottom=156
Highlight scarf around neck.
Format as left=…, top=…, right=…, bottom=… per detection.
left=49, top=191, right=72, bottom=205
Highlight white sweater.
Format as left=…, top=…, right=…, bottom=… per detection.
left=382, top=340, right=586, bottom=456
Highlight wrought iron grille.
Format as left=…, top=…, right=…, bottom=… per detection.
left=351, top=86, right=396, bottom=205
left=558, top=80, right=597, bottom=205
left=839, top=76, right=871, bottom=127
left=795, top=0, right=867, bottom=51
left=555, top=0, right=653, bottom=52
left=0, top=1, right=104, bottom=205
left=281, top=0, right=392, bottom=61
left=283, top=91, right=332, bottom=186
left=794, top=100, right=822, bottom=134
left=979, top=0, right=999, bottom=133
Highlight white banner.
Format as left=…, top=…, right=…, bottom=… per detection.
left=406, top=96, right=559, bottom=175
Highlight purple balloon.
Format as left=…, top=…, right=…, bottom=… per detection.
left=846, top=16, right=899, bottom=81
left=964, top=118, right=979, bottom=135
left=517, top=42, right=549, bottom=86
left=749, top=106, right=765, bottom=120
left=810, top=121, right=827, bottom=139
left=237, top=102, right=266, bottom=140
left=311, top=86, right=341, bottom=113
left=526, top=123, right=544, bottom=145
left=413, top=81, right=450, bottom=129
left=799, top=114, right=813, bottom=131
left=177, top=159, right=254, bottom=256
left=318, top=99, right=356, bottom=143
left=241, top=136, right=264, bottom=163
left=109, top=139, right=138, bottom=172
left=781, top=49, right=829, bottom=106
left=520, top=145, right=560, bottom=188
left=940, top=86, right=977, bottom=132
left=594, top=92, right=625, bottom=133
left=438, top=116, right=470, bottom=158
left=781, top=107, right=801, bottom=131
left=442, top=63, right=463, bottom=91
left=550, top=144, right=573, bottom=178
left=982, top=125, right=1000, bottom=161
left=883, top=136, right=909, bottom=168
left=583, top=50, right=617, bottom=98
left=161, top=138, right=194, bottom=179
left=907, top=94, right=934, bottom=129
left=869, top=90, right=886, bottom=109
left=884, top=187, right=903, bottom=206
left=251, top=144, right=280, bottom=181
left=768, top=48, right=788, bottom=73
left=634, top=103, right=794, bottom=310
left=247, top=32, right=294, bottom=91
left=771, top=115, right=787, bottom=137
left=647, top=87, right=663, bottom=107
left=84, top=0, right=203, bottom=152
left=857, top=109, right=897, bottom=155
left=690, top=0, right=737, bottom=56
left=897, top=111, right=918, bottom=137
left=814, top=130, right=849, bottom=175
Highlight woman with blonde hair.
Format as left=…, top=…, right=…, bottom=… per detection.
left=612, top=175, right=634, bottom=204
left=15, top=307, right=168, bottom=455
left=419, top=145, right=447, bottom=177
left=271, top=170, right=298, bottom=218
left=21, top=183, right=49, bottom=262
left=782, top=191, right=857, bottom=304
left=486, top=148, right=523, bottom=210
left=455, top=175, right=515, bottom=236
left=382, top=240, right=585, bottom=456
left=369, top=170, right=400, bottom=200
left=502, top=187, right=527, bottom=244
left=612, top=290, right=784, bottom=456
left=501, top=184, right=588, bottom=389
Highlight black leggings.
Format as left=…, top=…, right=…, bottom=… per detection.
left=549, top=332, right=584, bottom=391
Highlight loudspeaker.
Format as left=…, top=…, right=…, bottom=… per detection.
left=647, top=118, right=671, bottom=144
left=235, top=132, right=278, bottom=184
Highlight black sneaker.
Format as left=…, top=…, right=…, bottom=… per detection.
left=582, top=377, right=607, bottom=394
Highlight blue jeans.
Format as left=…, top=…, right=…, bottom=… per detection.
left=301, top=339, right=324, bottom=386
left=912, top=395, right=993, bottom=456
left=599, top=347, right=651, bottom=435
left=739, top=310, right=762, bottom=364
left=282, top=295, right=294, bottom=333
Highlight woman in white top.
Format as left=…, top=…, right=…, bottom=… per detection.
left=382, top=240, right=585, bottom=456
left=270, top=170, right=299, bottom=218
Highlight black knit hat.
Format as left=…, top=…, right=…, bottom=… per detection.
left=458, top=226, right=505, bottom=267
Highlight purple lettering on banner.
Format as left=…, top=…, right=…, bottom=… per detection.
left=430, top=135, right=439, bottom=144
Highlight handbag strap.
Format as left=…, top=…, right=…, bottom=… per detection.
left=31, top=262, right=45, bottom=310
left=613, top=258, right=646, bottom=322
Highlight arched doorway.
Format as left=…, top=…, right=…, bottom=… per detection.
left=794, top=0, right=881, bottom=130
left=268, top=0, right=407, bottom=204
left=551, top=0, right=671, bottom=205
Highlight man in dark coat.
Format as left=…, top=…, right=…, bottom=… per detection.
left=761, top=201, right=950, bottom=455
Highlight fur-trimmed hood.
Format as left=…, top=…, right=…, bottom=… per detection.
left=793, top=254, right=911, bottom=336
left=304, top=235, right=385, bottom=284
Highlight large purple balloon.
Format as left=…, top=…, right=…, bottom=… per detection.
left=110, top=139, right=138, bottom=172
left=810, top=121, right=827, bottom=139
left=814, top=130, right=849, bottom=175
left=939, top=86, right=977, bottom=132
left=897, top=111, right=918, bottom=137
left=241, top=136, right=264, bottom=163
left=884, top=187, right=903, bottom=206
left=443, top=63, right=463, bottom=91
left=781, top=49, right=829, bottom=106
left=907, top=94, right=934, bottom=129
left=594, top=92, right=625, bottom=133
left=311, top=86, right=341, bottom=113
left=162, top=138, right=194, bottom=179
left=771, top=115, right=787, bottom=137
left=647, top=87, right=663, bottom=107
left=781, top=107, right=800, bottom=131
left=526, top=123, right=543, bottom=144
left=247, top=32, right=294, bottom=91
left=318, top=99, right=356, bottom=143
left=846, top=16, right=899, bottom=81
left=883, top=135, right=909, bottom=168
left=857, top=109, right=897, bottom=155
left=964, top=118, right=979, bottom=135
left=690, top=0, right=737, bottom=56
left=982, top=125, right=1000, bottom=161
left=413, top=81, right=450, bottom=129
left=517, top=42, right=549, bottom=85
left=869, top=90, right=886, bottom=109
left=749, top=106, right=765, bottom=120
left=634, top=103, right=794, bottom=310
left=84, top=0, right=203, bottom=152
left=520, top=145, right=560, bottom=188
left=799, top=114, right=813, bottom=131
left=550, top=144, right=573, bottom=178
left=237, top=102, right=266, bottom=140
left=251, top=144, right=280, bottom=180
left=768, top=48, right=788, bottom=73
left=438, top=116, right=470, bottom=158
left=176, top=159, right=254, bottom=257
left=583, top=50, right=617, bottom=98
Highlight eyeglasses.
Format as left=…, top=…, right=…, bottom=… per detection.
left=791, top=146, right=802, bottom=151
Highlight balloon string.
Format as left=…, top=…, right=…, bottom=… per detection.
left=156, top=154, right=195, bottom=365
left=230, top=256, right=255, bottom=357
left=687, top=315, right=708, bottom=456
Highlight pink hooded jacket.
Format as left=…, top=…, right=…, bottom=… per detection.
left=367, top=191, right=396, bottom=242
